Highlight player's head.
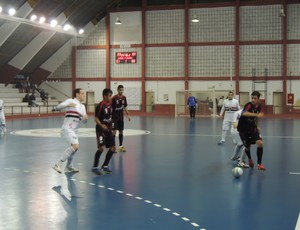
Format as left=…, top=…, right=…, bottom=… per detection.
left=74, top=88, right=85, bottom=102
left=251, top=91, right=261, bottom=105
left=103, top=88, right=113, bottom=102
left=228, top=91, right=234, bottom=100
left=117, top=85, right=124, bottom=95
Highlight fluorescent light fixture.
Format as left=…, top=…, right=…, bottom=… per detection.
left=0, top=6, right=3, bottom=13
left=8, top=8, right=16, bottom=16
left=78, top=28, right=84, bottom=34
left=39, top=16, right=46, bottom=24
left=30, top=14, right=37, bottom=21
left=115, top=17, right=122, bottom=25
left=192, top=14, right=199, bottom=23
left=63, top=24, right=71, bottom=31
left=50, top=19, right=57, bottom=27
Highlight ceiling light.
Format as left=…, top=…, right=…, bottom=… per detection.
left=192, top=14, right=199, bottom=23
left=39, top=17, right=46, bottom=24
left=0, top=6, right=3, bottom=13
left=30, top=14, right=37, bottom=21
left=50, top=19, right=57, bottom=27
left=63, top=24, right=71, bottom=31
left=78, top=28, right=84, bottom=34
left=115, top=17, right=122, bottom=25
left=8, top=8, right=16, bottom=16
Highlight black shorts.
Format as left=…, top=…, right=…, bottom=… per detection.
left=96, top=128, right=115, bottom=148
left=239, top=130, right=262, bottom=148
left=113, top=119, right=124, bottom=131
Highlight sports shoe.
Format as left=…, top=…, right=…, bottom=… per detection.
left=118, top=146, right=126, bottom=152
left=52, top=163, right=62, bottom=174
left=101, top=167, right=112, bottom=174
left=257, top=164, right=266, bottom=171
left=218, top=140, right=225, bottom=145
left=231, top=156, right=240, bottom=161
left=92, top=167, right=103, bottom=175
left=237, top=161, right=250, bottom=168
left=248, top=159, right=254, bottom=168
left=65, top=165, right=79, bottom=173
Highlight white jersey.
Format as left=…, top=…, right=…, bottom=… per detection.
left=231, top=110, right=242, bottom=134
left=57, top=98, right=87, bottom=132
left=0, top=100, right=5, bottom=125
left=220, top=98, right=240, bottom=122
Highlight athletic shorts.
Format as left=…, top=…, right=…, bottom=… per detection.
left=61, top=130, right=79, bottom=145
left=239, top=130, right=262, bottom=148
left=222, top=121, right=232, bottom=131
left=113, top=119, right=124, bottom=131
left=96, top=129, right=115, bottom=148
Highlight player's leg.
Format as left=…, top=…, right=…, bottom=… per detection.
left=218, top=121, right=229, bottom=144
left=92, top=131, right=105, bottom=175
left=231, top=132, right=242, bottom=161
left=101, top=131, right=116, bottom=174
left=65, top=143, right=80, bottom=173
left=118, top=120, right=126, bottom=152
left=192, top=106, right=196, bottom=118
left=256, top=136, right=265, bottom=170
left=239, top=132, right=254, bottom=168
left=189, top=106, right=192, bottom=118
left=53, top=130, right=79, bottom=173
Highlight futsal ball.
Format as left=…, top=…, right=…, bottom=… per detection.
left=232, top=167, right=243, bottom=178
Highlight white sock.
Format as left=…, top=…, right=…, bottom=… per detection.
left=221, top=130, right=227, bottom=142
left=60, top=146, right=75, bottom=163
left=66, top=150, right=77, bottom=167
left=240, top=147, right=246, bottom=162
left=232, top=144, right=243, bottom=159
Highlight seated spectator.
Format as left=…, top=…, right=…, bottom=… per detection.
left=28, top=92, right=38, bottom=107
left=40, top=89, right=48, bottom=104
left=23, top=93, right=29, bottom=103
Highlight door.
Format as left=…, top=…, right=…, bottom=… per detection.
left=273, top=92, right=283, bottom=114
left=86, top=91, right=95, bottom=112
left=239, top=92, right=249, bottom=108
left=146, top=91, right=154, bottom=112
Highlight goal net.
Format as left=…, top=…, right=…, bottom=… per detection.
left=175, top=90, right=229, bottom=117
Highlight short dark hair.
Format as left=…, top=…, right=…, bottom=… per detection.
left=117, top=85, right=124, bottom=90
left=228, top=91, right=234, bottom=95
left=73, top=88, right=82, bottom=98
left=251, top=91, right=261, bottom=99
left=103, top=88, right=113, bottom=97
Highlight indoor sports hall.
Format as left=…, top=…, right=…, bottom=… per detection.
left=0, top=0, right=300, bottom=230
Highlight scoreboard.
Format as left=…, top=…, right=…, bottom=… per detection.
left=115, top=52, right=137, bottom=64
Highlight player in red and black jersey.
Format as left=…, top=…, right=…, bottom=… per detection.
left=92, top=88, right=116, bottom=175
left=237, top=91, right=266, bottom=170
left=112, top=85, right=131, bottom=152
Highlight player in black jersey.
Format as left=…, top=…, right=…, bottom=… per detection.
left=237, top=91, right=266, bottom=170
left=112, top=85, right=131, bottom=152
left=92, top=88, right=116, bottom=175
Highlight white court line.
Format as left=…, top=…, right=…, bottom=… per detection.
left=295, top=213, right=300, bottom=230
left=151, top=132, right=300, bottom=139
left=289, top=172, right=300, bottom=175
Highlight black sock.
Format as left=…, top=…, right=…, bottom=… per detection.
left=93, top=150, right=102, bottom=167
left=119, top=134, right=123, bottom=146
left=245, top=148, right=251, bottom=160
left=102, top=150, right=114, bottom=167
left=257, top=147, right=263, bottom=164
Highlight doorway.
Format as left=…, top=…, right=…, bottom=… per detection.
left=273, top=92, right=283, bottom=114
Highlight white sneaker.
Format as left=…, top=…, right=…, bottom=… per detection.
left=65, top=165, right=79, bottom=173
left=237, top=161, right=250, bottom=168
left=52, top=163, right=62, bottom=174
left=218, top=140, right=225, bottom=145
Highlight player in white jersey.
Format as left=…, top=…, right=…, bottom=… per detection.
left=230, top=109, right=249, bottom=168
left=0, top=99, right=6, bottom=135
left=52, top=88, right=88, bottom=173
left=218, top=91, right=240, bottom=145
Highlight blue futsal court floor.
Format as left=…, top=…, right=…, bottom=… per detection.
left=0, top=116, right=300, bottom=230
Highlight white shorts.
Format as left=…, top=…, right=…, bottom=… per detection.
left=61, top=130, right=79, bottom=145
left=231, top=132, right=243, bottom=146
left=222, top=121, right=232, bottom=131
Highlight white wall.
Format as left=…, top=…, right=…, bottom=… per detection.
left=76, top=81, right=106, bottom=102
left=40, top=81, right=72, bottom=102
left=146, top=81, right=184, bottom=104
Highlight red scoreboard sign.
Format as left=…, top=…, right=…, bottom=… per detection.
left=115, top=52, right=137, bottom=64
